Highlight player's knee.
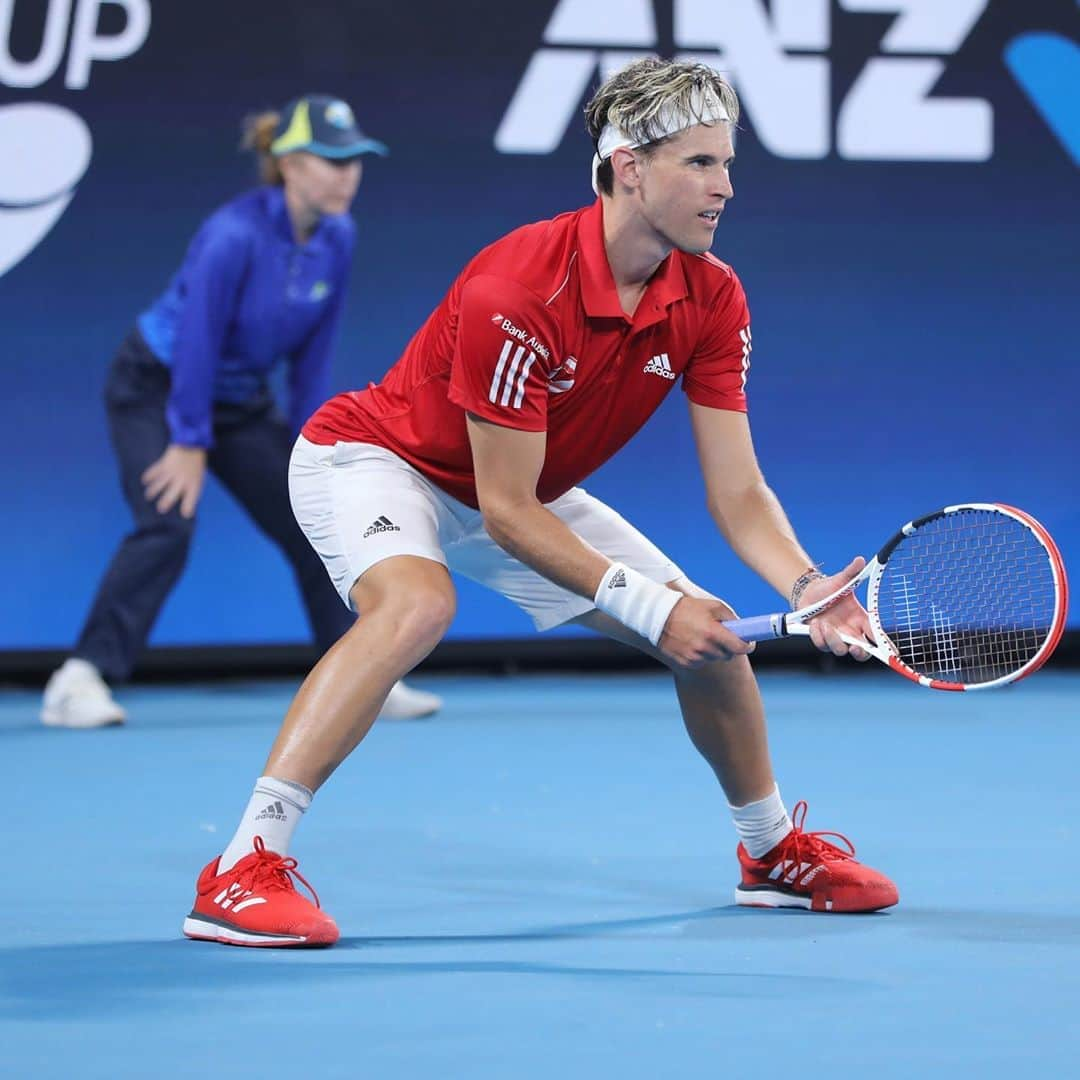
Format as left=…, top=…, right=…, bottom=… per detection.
left=354, top=579, right=455, bottom=653
left=387, top=589, right=455, bottom=653
left=675, top=651, right=755, bottom=693
left=351, top=558, right=455, bottom=652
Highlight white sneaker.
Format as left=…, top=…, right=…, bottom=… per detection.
left=41, top=659, right=127, bottom=729
left=378, top=680, right=442, bottom=720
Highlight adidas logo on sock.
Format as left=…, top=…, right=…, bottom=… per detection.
left=254, top=800, right=287, bottom=822
left=608, top=568, right=627, bottom=589
left=363, top=515, right=401, bottom=538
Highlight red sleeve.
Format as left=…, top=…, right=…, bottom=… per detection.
left=447, top=274, right=558, bottom=432
left=682, top=269, right=752, bottom=412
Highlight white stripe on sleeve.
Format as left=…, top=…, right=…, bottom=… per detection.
left=489, top=338, right=514, bottom=404
left=512, top=352, right=537, bottom=409
left=500, top=345, right=526, bottom=407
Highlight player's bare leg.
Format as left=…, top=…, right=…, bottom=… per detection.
left=182, top=554, right=454, bottom=947
left=265, top=554, right=455, bottom=791
left=571, top=581, right=775, bottom=805
left=572, top=577, right=898, bottom=912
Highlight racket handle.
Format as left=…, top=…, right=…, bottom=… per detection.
left=722, top=613, right=787, bottom=642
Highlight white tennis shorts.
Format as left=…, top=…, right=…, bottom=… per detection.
left=288, top=436, right=683, bottom=631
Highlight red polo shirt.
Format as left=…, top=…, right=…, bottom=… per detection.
left=303, top=200, right=751, bottom=508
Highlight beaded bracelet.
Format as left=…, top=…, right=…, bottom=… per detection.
left=789, top=567, right=826, bottom=611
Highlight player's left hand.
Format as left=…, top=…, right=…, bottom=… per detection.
left=800, top=557, right=874, bottom=661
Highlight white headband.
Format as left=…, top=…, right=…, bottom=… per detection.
left=590, top=88, right=731, bottom=195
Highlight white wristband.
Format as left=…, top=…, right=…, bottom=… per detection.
left=593, top=562, right=681, bottom=646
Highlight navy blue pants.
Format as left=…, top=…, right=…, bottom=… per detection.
left=74, top=330, right=353, bottom=682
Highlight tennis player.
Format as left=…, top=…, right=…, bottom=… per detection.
left=183, top=60, right=898, bottom=948
left=41, top=94, right=440, bottom=729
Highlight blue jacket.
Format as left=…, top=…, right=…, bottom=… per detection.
left=138, top=186, right=355, bottom=447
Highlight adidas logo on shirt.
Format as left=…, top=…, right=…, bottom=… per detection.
left=643, top=353, right=676, bottom=380
left=363, top=515, right=401, bottom=538
left=254, top=800, right=287, bottom=823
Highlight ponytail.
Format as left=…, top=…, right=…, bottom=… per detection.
left=241, top=111, right=283, bottom=186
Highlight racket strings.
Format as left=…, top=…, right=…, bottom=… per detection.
left=875, top=510, right=1056, bottom=685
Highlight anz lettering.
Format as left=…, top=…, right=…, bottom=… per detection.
left=495, top=0, right=993, bottom=161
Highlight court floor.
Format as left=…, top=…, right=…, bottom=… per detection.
left=3, top=669, right=1078, bottom=1078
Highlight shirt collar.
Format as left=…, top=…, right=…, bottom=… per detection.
left=264, top=184, right=330, bottom=250
left=575, top=199, right=688, bottom=329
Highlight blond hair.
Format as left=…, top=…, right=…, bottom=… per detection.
left=585, top=58, right=739, bottom=196
left=241, top=111, right=283, bottom=186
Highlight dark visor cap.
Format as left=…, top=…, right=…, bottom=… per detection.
left=271, top=94, right=388, bottom=159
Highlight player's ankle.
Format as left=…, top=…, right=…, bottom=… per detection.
left=729, top=784, right=792, bottom=859
left=219, top=776, right=313, bottom=871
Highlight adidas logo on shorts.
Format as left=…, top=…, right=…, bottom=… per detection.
left=363, top=515, right=401, bottom=538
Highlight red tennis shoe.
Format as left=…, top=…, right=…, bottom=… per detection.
left=735, top=801, right=899, bottom=913
left=183, top=836, right=339, bottom=947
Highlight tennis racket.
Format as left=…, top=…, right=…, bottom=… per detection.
left=722, top=503, right=1068, bottom=691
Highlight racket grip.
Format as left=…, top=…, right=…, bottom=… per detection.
left=722, top=614, right=787, bottom=642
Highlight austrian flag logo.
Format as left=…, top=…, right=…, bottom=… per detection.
left=548, top=355, right=577, bottom=394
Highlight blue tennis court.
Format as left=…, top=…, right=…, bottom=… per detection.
left=4, top=669, right=1079, bottom=1077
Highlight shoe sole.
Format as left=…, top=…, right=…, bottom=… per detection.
left=378, top=703, right=440, bottom=720
left=182, top=915, right=337, bottom=948
left=735, top=884, right=898, bottom=913
left=41, top=709, right=125, bottom=729
left=736, top=886, right=816, bottom=910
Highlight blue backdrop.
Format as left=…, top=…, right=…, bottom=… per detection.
left=2, top=0, right=1077, bottom=648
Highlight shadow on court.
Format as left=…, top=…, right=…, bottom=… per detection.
left=897, top=907, right=1080, bottom=945
left=0, top=930, right=874, bottom=1023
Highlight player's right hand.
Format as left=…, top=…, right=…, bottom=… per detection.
left=658, top=596, right=755, bottom=668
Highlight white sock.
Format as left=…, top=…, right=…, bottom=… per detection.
left=729, top=785, right=793, bottom=859
left=218, top=776, right=313, bottom=872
